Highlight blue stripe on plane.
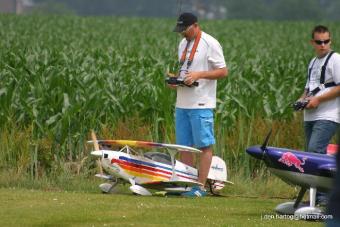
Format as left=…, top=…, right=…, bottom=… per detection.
left=119, top=156, right=197, bottom=177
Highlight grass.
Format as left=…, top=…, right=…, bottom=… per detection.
left=0, top=187, right=323, bottom=227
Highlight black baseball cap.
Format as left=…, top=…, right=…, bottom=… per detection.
left=173, top=12, right=198, bottom=32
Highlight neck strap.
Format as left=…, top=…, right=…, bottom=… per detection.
left=179, top=30, right=202, bottom=70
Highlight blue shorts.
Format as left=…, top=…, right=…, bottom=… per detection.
left=175, top=108, right=215, bottom=148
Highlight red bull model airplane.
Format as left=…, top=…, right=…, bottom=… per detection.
left=88, top=131, right=233, bottom=196
left=246, top=130, right=337, bottom=219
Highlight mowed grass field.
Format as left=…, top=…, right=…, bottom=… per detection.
left=0, top=187, right=323, bottom=227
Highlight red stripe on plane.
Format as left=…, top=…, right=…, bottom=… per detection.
left=112, top=159, right=171, bottom=179
left=111, top=158, right=197, bottom=181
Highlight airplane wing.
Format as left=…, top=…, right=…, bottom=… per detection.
left=140, top=179, right=203, bottom=190
left=87, top=140, right=201, bottom=153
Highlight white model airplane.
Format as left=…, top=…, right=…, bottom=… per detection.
left=88, top=131, right=233, bottom=196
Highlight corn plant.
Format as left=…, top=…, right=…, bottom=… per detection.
left=0, top=14, right=339, bottom=178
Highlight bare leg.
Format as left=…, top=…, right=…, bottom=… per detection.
left=180, top=151, right=194, bottom=167
left=198, top=146, right=213, bottom=186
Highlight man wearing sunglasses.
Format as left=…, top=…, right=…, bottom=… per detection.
left=170, top=12, right=228, bottom=197
left=296, top=25, right=340, bottom=205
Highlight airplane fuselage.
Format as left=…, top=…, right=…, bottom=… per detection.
left=246, top=146, right=336, bottom=192
left=100, top=150, right=198, bottom=186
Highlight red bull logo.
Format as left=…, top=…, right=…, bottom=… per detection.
left=278, top=152, right=307, bottom=173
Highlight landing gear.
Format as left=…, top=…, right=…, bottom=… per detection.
left=99, top=177, right=119, bottom=193
left=275, top=187, right=325, bottom=220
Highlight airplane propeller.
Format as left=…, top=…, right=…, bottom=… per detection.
left=245, top=128, right=273, bottom=160
left=91, top=130, right=103, bottom=175
left=260, top=128, right=272, bottom=152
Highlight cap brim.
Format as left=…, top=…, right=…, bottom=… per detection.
left=173, top=25, right=186, bottom=33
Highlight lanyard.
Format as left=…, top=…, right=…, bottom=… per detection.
left=179, top=30, right=202, bottom=71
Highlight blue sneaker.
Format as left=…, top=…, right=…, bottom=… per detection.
left=182, top=186, right=207, bottom=197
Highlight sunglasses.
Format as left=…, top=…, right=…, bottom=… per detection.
left=314, top=39, right=331, bottom=45
left=181, top=24, right=194, bottom=34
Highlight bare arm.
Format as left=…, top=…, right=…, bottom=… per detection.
left=184, top=67, right=228, bottom=85
left=315, top=85, right=340, bottom=102
left=306, top=85, right=340, bottom=109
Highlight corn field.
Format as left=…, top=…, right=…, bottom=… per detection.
left=0, top=14, right=339, bottom=180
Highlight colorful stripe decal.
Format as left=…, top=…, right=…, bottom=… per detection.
left=112, top=159, right=171, bottom=176
left=112, top=159, right=171, bottom=180
left=124, top=169, right=168, bottom=181
left=96, top=140, right=201, bottom=153
left=119, top=156, right=197, bottom=178
left=106, top=140, right=163, bottom=148
left=113, top=156, right=197, bottom=181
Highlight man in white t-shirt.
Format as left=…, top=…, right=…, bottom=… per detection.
left=298, top=25, right=340, bottom=154
left=170, top=12, right=228, bottom=197
left=296, top=25, right=340, bottom=205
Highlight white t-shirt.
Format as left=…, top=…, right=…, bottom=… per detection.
left=176, top=31, right=226, bottom=109
left=304, top=51, right=340, bottom=123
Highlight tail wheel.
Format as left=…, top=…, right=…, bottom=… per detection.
left=207, top=180, right=225, bottom=196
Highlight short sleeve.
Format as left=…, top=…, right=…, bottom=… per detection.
left=332, top=53, right=340, bottom=85
left=207, top=39, right=226, bottom=69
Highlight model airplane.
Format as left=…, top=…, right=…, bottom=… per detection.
left=88, top=131, right=233, bottom=196
left=246, top=130, right=337, bottom=219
